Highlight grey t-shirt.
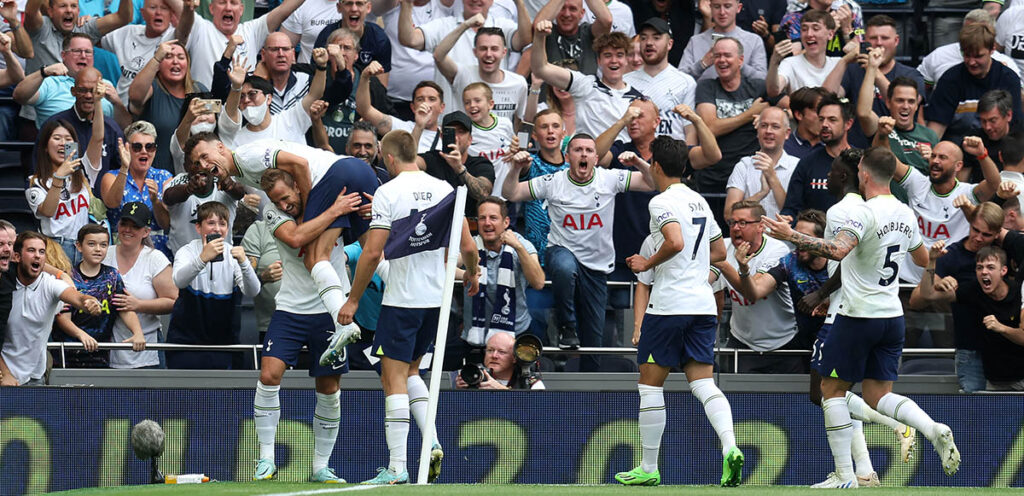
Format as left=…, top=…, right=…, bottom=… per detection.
left=693, top=77, right=765, bottom=193
left=242, top=220, right=281, bottom=335
left=545, top=22, right=597, bottom=76
left=461, top=233, right=536, bottom=344
left=27, top=16, right=102, bottom=73
left=139, top=80, right=209, bottom=173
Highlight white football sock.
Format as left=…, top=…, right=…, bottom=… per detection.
left=385, top=393, right=410, bottom=474
left=845, top=391, right=900, bottom=430
left=311, top=261, right=346, bottom=320
left=822, top=397, right=855, bottom=481
left=313, top=391, right=341, bottom=473
left=875, top=392, right=939, bottom=441
left=850, top=419, right=874, bottom=477
left=637, top=384, right=665, bottom=473
left=253, top=381, right=281, bottom=462
left=407, top=375, right=440, bottom=446
left=689, top=378, right=736, bottom=457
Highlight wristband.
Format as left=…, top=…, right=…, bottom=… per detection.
left=39, top=67, right=48, bottom=79
left=976, top=150, right=989, bottom=161
left=529, top=88, right=542, bottom=95
left=230, top=85, right=242, bottom=92
left=458, top=167, right=468, bottom=176
left=52, top=173, right=70, bottom=180
left=315, top=64, right=328, bottom=71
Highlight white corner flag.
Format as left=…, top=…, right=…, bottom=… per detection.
left=416, top=185, right=468, bottom=484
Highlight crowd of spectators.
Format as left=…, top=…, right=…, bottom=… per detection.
left=0, top=0, right=1023, bottom=390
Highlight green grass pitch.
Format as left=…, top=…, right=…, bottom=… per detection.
left=48, top=483, right=1022, bottom=496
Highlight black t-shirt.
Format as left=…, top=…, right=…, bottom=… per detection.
left=961, top=129, right=1014, bottom=184
left=546, top=22, right=598, bottom=76
left=955, top=280, right=1024, bottom=383
left=780, top=146, right=837, bottom=216
left=420, top=151, right=495, bottom=219
left=735, top=0, right=787, bottom=34
left=608, top=141, right=656, bottom=280
left=935, top=239, right=982, bottom=350
left=693, top=77, right=764, bottom=193
left=0, top=264, right=14, bottom=352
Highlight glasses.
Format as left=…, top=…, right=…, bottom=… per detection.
left=727, top=219, right=758, bottom=229
left=131, top=142, right=157, bottom=152
left=240, top=91, right=264, bottom=102
left=64, top=48, right=93, bottom=56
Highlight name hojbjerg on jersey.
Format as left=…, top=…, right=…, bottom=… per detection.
left=876, top=220, right=915, bottom=239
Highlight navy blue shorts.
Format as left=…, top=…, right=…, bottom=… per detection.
left=263, top=311, right=349, bottom=376
left=303, top=158, right=379, bottom=241
left=810, top=323, right=831, bottom=371
left=813, top=315, right=903, bottom=383
left=372, top=306, right=440, bottom=363
left=635, top=314, right=717, bottom=367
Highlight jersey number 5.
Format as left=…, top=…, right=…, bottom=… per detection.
left=878, top=245, right=899, bottom=286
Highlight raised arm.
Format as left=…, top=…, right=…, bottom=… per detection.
left=918, top=241, right=957, bottom=303
left=356, top=62, right=393, bottom=135
left=308, top=100, right=333, bottom=152
left=677, top=104, right=721, bottom=169
left=129, top=41, right=176, bottom=115
left=0, top=1, right=31, bottom=59
left=94, top=0, right=134, bottom=35
left=85, top=81, right=106, bottom=171
left=765, top=40, right=793, bottom=98
left=856, top=48, right=884, bottom=137
left=963, top=136, right=1002, bottom=202
left=433, top=14, right=483, bottom=83
left=584, top=0, right=612, bottom=37
left=397, top=0, right=425, bottom=50
left=530, top=20, right=571, bottom=90
left=822, top=40, right=859, bottom=95
left=762, top=214, right=860, bottom=260
left=502, top=152, right=534, bottom=201
left=510, top=0, right=532, bottom=51
left=22, top=0, right=42, bottom=34
left=596, top=106, right=637, bottom=166
left=174, top=0, right=195, bottom=45
left=302, top=48, right=329, bottom=113
left=618, top=151, right=655, bottom=192
left=13, top=62, right=65, bottom=105
left=0, top=33, right=23, bottom=88
left=874, top=116, right=910, bottom=180
left=264, top=0, right=303, bottom=33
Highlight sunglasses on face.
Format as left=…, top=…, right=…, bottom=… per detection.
left=131, top=142, right=157, bottom=152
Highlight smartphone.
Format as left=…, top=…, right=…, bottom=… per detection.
left=711, top=32, right=725, bottom=41
left=860, top=41, right=872, bottom=55
left=772, top=30, right=788, bottom=43
left=206, top=233, right=224, bottom=262
left=517, top=122, right=534, bottom=153
left=197, top=98, right=222, bottom=114
left=64, top=142, right=78, bottom=160
left=442, top=126, right=456, bottom=152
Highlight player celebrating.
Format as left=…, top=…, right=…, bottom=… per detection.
left=250, top=169, right=364, bottom=483
left=183, top=133, right=378, bottom=364
left=763, top=147, right=960, bottom=488
left=339, top=130, right=480, bottom=485
left=614, top=137, right=743, bottom=487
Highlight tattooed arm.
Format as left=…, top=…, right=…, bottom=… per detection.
left=762, top=215, right=859, bottom=260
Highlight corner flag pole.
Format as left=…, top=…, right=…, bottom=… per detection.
left=416, top=185, right=468, bottom=485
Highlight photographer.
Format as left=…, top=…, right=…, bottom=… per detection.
left=456, top=333, right=545, bottom=390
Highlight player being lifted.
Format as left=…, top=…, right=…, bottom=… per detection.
left=339, top=130, right=480, bottom=485
left=184, top=129, right=378, bottom=364
left=251, top=169, right=364, bottom=483
left=615, top=136, right=743, bottom=487
left=763, top=147, right=960, bottom=488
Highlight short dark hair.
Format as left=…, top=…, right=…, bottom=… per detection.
left=568, top=133, right=596, bottom=147
left=183, top=132, right=222, bottom=168
left=260, top=168, right=295, bottom=193
left=833, top=148, right=863, bottom=190
left=62, top=32, right=93, bottom=51
left=477, top=196, right=509, bottom=218
left=243, top=75, right=274, bottom=96
left=474, top=27, right=506, bottom=47
left=413, top=81, right=444, bottom=102
left=14, top=231, right=48, bottom=254
left=978, top=89, right=1012, bottom=116
left=886, top=76, right=919, bottom=100
left=790, top=87, right=828, bottom=116
left=650, top=135, right=689, bottom=178
left=866, top=14, right=898, bottom=30
left=76, top=223, right=109, bottom=244
left=861, top=146, right=898, bottom=182
left=1001, top=131, right=1024, bottom=166
left=796, top=209, right=826, bottom=238
left=196, top=201, right=230, bottom=224
left=592, top=31, right=631, bottom=55
left=976, top=245, right=1007, bottom=267
left=802, top=9, right=836, bottom=31
left=817, top=92, right=853, bottom=122
left=351, top=120, right=378, bottom=138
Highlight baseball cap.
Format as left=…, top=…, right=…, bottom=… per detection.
left=639, top=17, right=672, bottom=36
left=120, top=202, right=152, bottom=228
left=442, top=111, right=473, bottom=133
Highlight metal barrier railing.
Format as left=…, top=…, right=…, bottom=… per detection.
left=46, top=342, right=956, bottom=371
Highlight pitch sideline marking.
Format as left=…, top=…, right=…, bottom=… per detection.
left=263, top=484, right=385, bottom=496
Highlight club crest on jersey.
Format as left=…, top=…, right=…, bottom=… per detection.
left=414, top=214, right=428, bottom=237
left=563, top=213, right=604, bottom=230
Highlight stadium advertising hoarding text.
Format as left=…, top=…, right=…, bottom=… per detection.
left=1, top=389, right=1022, bottom=494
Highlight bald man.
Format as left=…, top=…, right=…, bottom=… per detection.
left=456, top=332, right=545, bottom=390
left=725, top=106, right=798, bottom=219
left=876, top=118, right=1001, bottom=284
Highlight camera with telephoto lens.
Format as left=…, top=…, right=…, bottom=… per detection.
left=512, top=334, right=543, bottom=390
left=460, top=362, right=489, bottom=388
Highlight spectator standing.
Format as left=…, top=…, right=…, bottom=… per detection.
left=960, top=90, right=1018, bottom=183
left=624, top=18, right=698, bottom=143
left=629, top=0, right=695, bottom=67
left=100, top=0, right=192, bottom=104
left=724, top=106, right=798, bottom=219
left=784, top=86, right=826, bottom=159
left=766, top=10, right=840, bottom=97
left=313, top=0, right=391, bottom=81
left=434, top=22, right=528, bottom=122
left=100, top=121, right=172, bottom=254
left=679, top=0, right=766, bottom=81
left=26, top=119, right=92, bottom=264
left=532, top=0, right=612, bottom=76
left=781, top=94, right=853, bottom=216
left=415, top=111, right=495, bottom=219
left=919, top=10, right=1020, bottom=90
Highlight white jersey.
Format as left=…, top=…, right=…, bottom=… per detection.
left=583, top=0, right=634, bottom=36
left=996, top=6, right=1024, bottom=78
left=777, top=55, right=841, bottom=94
left=186, top=16, right=269, bottom=89
left=280, top=0, right=342, bottom=64
left=837, top=195, right=923, bottom=318
left=452, top=66, right=528, bottom=121
left=528, top=167, right=630, bottom=273
left=918, top=42, right=1023, bottom=86
left=623, top=67, right=697, bottom=142
left=369, top=170, right=455, bottom=307
left=467, top=114, right=515, bottom=195
left=25, top=178, right=91, bottom=240
left=725, top=235, right=797, bottom=351
left=218, top=104, right=312, bottom=150
left=725, top=152, right=799, bottom=219
left=164, top=173, right=239, bottom=254
left=380, top=0, right=453, bottom=101
left=566, top=69, right=640, bottom=142
left=824, top=192, right=864, bottom=325
left=392, top=118, right=440, bottom=153
left=101, top=25, right=176, bottom=104
left=104, top=246, right=169, bottom=368
left=896, top=167, right=976, bottom=284
left=644, top=183, right=723, bottom=316
left=3, top=272, right=68, bottom=383
left=231, top=139, right=340, bottom=189
left=264, top=205, right=349, bottom=314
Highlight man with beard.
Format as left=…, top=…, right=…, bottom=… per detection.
left=347, top=121, right=391, bottom=185
left=725, top=106, right=798, bottom=219
left=782, top=93, right=852, bottom=216
left=532, top=0, right=612, bottom=76
left=876, top=116, right=1001, bottom=284
left=0, top=232, right=101, bottom=386
left=623, top=18, right=697, bottom=143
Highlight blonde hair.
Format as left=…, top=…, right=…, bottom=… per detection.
left=45, top=237, right=72, bottom=273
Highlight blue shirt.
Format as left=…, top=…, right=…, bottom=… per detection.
left=522, top=152, right=568, bottom=266
left=105, top=167, right=173, bottom=251
left=935, top=239, right=982, bottom=350
left=609, top=141, right=656, bottom=280
left=767, top=252, right=828, bottom=348
left=314, top=21, right=391, bottom=74
left=34, top=76, right=114, bottom=128
left=783, top=132, right=821, bottom=160
left=841, top=62, right=927, bottom=148
left=344, top=242, right=384, bottom=331
left=925, top=62, right=1023, bottom=142
left=781, top=146, right=836, bottom=217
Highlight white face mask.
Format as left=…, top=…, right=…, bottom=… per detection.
left=190, top=121, right=215, bottom=135
left=241, top=102, right=268, bottom=125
